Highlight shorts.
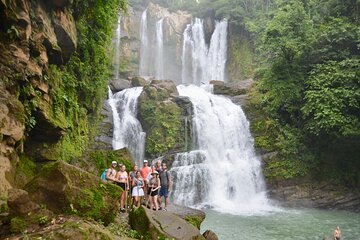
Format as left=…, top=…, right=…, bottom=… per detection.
left=150, top=189, right=159, bottom=197
left=132, top=186, right=144, bottom=197
left=117, top=182, right=126, bottom=190
left=159, top=186, right=169, bottom=197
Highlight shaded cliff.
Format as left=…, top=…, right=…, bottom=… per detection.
left=0, top=0, right=124, bottom=194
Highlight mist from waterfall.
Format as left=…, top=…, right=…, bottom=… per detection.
left=181, top=19, right=228, bottom=85
left=171, top=85, right=275, bottom=215
left=139, top=9, right=150, bottom=76
left=108, top=87, right=146, bottom=166
left=155, top=18, right=164, bottom=79
left=113, top=15, right=122, bottom=79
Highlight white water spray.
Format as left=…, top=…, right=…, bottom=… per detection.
left=172, top=85, right=274, bottom=215
left=139, top=9, right=150, bottom=76
left=109, top=87, right=146, bottom=166
left=181, top=19, right=228, bottom=84
left=155, top=18, right=164, bottom=79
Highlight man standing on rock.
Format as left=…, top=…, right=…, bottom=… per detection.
left=140, top=160, right=151, bottom=205
left=159, top=163, right=172, bottom=211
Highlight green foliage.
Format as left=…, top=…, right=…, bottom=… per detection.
left=302, top=59, right=360, bottom=137
left=10, top=217, right=27, bottom=233
left=184, top=216, right=203, bottom=229
left=263, top=0, right=314, bottom=62
left=245, top=0, right=360, bottom=182
left=90, top=149, right=134, bottom=175
left=37, top=215, right=48, bottom=225
left=30, top=0, right=127, bottom=162
left=140, top=100, right=183, bottom=157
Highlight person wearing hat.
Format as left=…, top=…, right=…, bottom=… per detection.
left=148, top=171, right=160, bottom=211
left=140, top=160, right=151, bottom=205
left=106, top=161, right=118, bottom=183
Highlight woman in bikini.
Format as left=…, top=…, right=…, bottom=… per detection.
left=149, top=171, right=161, bottom=211
left=116, top=164, right=129, bottom=212
left=132, top=171, right=144, bottom=208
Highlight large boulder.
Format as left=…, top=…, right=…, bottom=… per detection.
left=202, top=230, right=219, bottom=240
left=25, top=161, right=122, bottom=224
left=129, top=206, right=205, bottom=240
left=138, top=80, right=186, bottom=157
left=7, top=188, right=39, bottom=216
left=167, top=204, right=205, bottom=230
left=131, top=76, right=148, bottom=87
left=109, top=78, right=131, bottom=92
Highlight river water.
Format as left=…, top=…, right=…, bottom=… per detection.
left=200, top=208, right=360, bottom=239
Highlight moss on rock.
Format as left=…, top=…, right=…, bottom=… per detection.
left=25, top=161, right=122, bottom=225
left=138, top=81, right=185, bottom=158
left=90, top=148, right=135, bottom=175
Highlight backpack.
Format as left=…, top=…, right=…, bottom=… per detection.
left=100, top=169, right=108, bottom=181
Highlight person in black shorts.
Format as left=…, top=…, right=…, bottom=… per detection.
left=148, top=171, right=160, bottom=211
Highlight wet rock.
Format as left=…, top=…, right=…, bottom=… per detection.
left=138, top=80, right=185, bottom=157
left=151, top=79, right=179, bottom=97
left=267, top=180, right=360, bottom=212
left=167, top=204, right=206, bottom=230
left=131, top=76, right=148, bottom=87
left=209, top=80, right=224, bottom=86
left=7, top=189, right=39, bottom=216
left=109, top=78, right=131, bottom=92
left=203, top=230, right=219, bottom=240
left=34, top=0, right=63, bottom=65
left=129, top=206, right=205, bottom=240
left=25, top=161, right=122, bottom=224
left=52, top=8, right=77, bottom=62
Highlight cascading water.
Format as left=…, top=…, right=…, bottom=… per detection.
left=181, top=18, right=207, bottom=85
left=113, top=15, right=122, bottom=79
left=181, top=19, right=228, bottom=85
left=207, top=20, right=228, bottom=81
left=108, top=87, right=146, bottom=166
left=171, top=85, right=274, bottom=215
left=155, top=18, right=164, bottom=79
left=139, top=9, right=150, bottom=76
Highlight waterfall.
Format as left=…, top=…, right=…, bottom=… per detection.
left=108, top=87, right=146, bottom=166
left=181, top=19, right=228, bottom=85
left=155, top=18, right=164, bottom=79
left=113, top=15, right=122, bottom=79
left=139, top=9, right=150, bottom=76
left=207, top=20, right=228, bottom=81
left=171, top=85, right=273, bottom=215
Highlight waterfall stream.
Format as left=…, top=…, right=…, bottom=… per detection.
left=172, top=85, right=274, bottom=215
left=155, top=18, right=164, bottom=79
left=139, top=9, right=150, bottom=76
left=181, top=19, right=228, bottom=85
left=109, top=87, right=146, bottom=166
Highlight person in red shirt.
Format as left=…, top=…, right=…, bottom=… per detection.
left=140, top=160, right=151, bottom=205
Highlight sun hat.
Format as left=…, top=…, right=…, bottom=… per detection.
left=111, top=161, right=117, bottom=165
left=143, top=160, right=148, bottom=163
left=151, top=171, right=159, bottom=175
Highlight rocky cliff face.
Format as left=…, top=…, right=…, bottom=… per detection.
left=0, top=0, right=78, bottom=195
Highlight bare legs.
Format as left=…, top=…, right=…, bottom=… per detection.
left=150, top=195, right=159, bottom=210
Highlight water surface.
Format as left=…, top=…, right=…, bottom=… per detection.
left=200, top=208, right=360, bottom=240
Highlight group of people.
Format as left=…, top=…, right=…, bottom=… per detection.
left=104, top=159, right=172, bottom=212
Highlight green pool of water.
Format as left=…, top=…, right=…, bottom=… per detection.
left=200, top=208, right=360, bottom=240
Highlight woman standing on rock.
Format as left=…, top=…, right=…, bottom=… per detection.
left=132, top=171, right=144, bottom=208
left=116, top=164, right=129, bottom=213
left=149, top=171, right=161, bottom=211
